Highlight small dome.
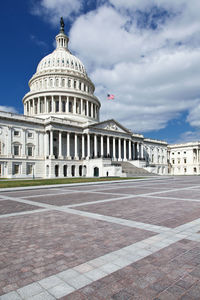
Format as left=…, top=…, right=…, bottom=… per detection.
left=36, top=49, right=86, bottom=75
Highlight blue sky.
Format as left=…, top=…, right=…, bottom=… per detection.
left=1, top=0, right=200, bottom=144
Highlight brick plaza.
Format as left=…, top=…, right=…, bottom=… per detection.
left=0, top=177, right=200, bottom=299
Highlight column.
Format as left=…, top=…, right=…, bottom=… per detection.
left=129, top=140, right=131, bottom=160
left=132, top=142, right=135, bottom=160
left=45, top=131, right=49, bottom=157
left=82, top=135, right=85, bottom=159
left=74, top=97, right=77, bottom=114
left=137, top=143, right=140, bottom=159
left=81, top=99, right=83, bottom=115
left=59, top=96, right=62, bottom=112
left=91, top=103, right=94, bottom=118
left=44, top=96, right=47, bottom=113
left=21, top=128, right=26, bottom=156
left=37, top=98, right=40, bottom=114
left=107, top=136, right=110, bottom=157
left=141, top=143, right=144, bottom=160
left=86, top=101, right=89, bottom=117
left=66, top=96, right=69, bottom=113
left=36, top=131, right=40, bottom=156
left=118, top=138, right=121, bottom=161
left=67, top=132, right=71, bottom=159
left=59, top=131, right=62, bottom=158
left=7, top=126, right=12, bottom=156
left=124, top=139, right=127, bottom=161
left=51, top=96, right=54, bottom=113
left=50, top=130, right=53, bottom=157
left=74, top=133, right=78, bottom=159
left=94, top=134, right=97, bottom=158
left=113, top=137, right=116, bottom=160
left=101, top=135, right=104, bottom=157
left=32, top=99, right=35, bottom=114
left=87, top=133, right=90, bottom=159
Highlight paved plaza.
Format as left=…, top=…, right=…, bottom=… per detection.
left=1, top=177, right=200, bottom=299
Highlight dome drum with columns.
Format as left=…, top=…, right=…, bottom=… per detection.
left=23, top=20, right=100, bottom=124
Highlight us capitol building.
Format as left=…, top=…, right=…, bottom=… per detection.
left=0, top=19, right=179, bottom=179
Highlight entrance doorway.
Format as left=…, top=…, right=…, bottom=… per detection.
left=63, top=165, right=67, bottom=177
left=55, top=165, right=59, bottom=177
left=94, top=167, right=99, bottom=177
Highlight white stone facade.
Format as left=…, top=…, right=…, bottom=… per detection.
left=168, top=142, right=200, bottom=175
left=0, top=22, right=168, bottom=178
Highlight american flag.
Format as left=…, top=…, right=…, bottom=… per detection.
left=107, top=94, right=115, bottom=100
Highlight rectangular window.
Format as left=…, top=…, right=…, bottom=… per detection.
left=62, top=101, right=66, bottom=112
left=0, top=164, right=2, bottom=175
left=172, top=159, right=175, bottom=164
left=28, top=146, right=33, bottom=156
left=74, top=81, right=77, bottom=89
left=27, top=164, right=33, bottom=175
left=49, top=101, right=52, bottom=112
left=68, top=79, right=71, bottom=88
left=14, top=130, right=19, bottom=136
left=28, top=132, right=33, bottom=138
left=55, top=101, right=59, bottom=112
left=69, top=101, right=72, bottom=113
left=184, top=158, right=187, bottom=164
left=14, top=145, right=19, bottom=156
left=13, top=164, right=20, bottom=175
left=0, top=141, right=1, bottom=155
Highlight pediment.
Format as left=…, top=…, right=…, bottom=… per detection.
left=90, top=119, right=131, bottom=134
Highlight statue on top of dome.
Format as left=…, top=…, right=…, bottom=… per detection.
left=60, top=17, right=65, bottom=33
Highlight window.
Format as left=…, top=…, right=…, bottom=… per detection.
left=184, top=158, right=187, bottom=164
left=74, top=81, right=77, bottom=89
left=28, top=132, right=33, bottom=138
left=13, top=164, right=20, bottom=175
left=172, top=152, right=174, bottom=155
left=14, top=130, right=19, bottom=136
left=14, top=145, right=19, bottom=156
left=177, top=159, right=180, bottom=164
left=178, top=152, right=180, bottom=154
left=27, top=146, right=33, bottom=156
left=0, top=164, right=2, bottom=175
left=27, top=164, right=33, bottom=175
left=194, top=167, right=197, bottom=173
left=184, top=168, right=187, bottom=173
left=172, top=159, right=175, bottom=164
left=68, top=79, right=71, bottom=88
left=184, top=151, right=186, bottom=154
left=62, top=101, right=66, bottom=112
left=69, top=101, right=72, bottom=113
left=0, top=141, right=2, bottom=155
left=55, top=101, right=59, bottom=112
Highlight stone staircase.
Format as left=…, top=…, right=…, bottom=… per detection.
left=112, top=161, right=156, bottom=176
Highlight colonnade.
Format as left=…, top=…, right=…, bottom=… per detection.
left=25, top=96, right=99, bottom=119
left=45, top=130, right=144, bottom=161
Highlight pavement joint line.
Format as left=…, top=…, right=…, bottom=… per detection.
left=19, top=190, right=79, bottom=199
left=61, top=207, right=169, bottom=233
left=0, top=208, right=50, bottom=219
left=145, top=195, right=200, bottom=203
left=0, top=228, right=194, bottom=300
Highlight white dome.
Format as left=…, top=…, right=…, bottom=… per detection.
left=36, top=48, right=87, bottom=76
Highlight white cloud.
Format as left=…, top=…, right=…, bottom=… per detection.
left=32, top=0, right=82, bottom=24
left=33, top=0, right=200, bottom=135
left=0, top=106, right=17, bottom=114
left=176, top=130, right=200, bottom=144
left=68, top=2, right=200, bottom=132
